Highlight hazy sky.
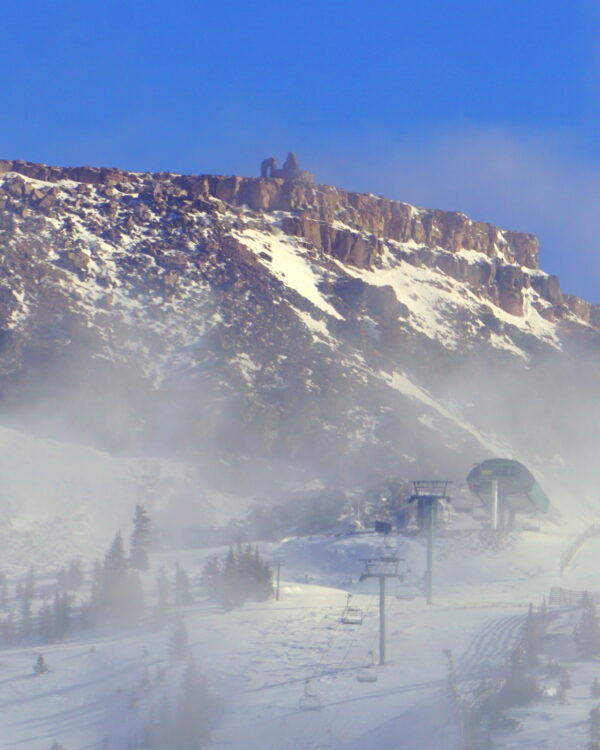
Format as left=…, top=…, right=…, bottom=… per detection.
left=3, top=1, right=600, bottom=300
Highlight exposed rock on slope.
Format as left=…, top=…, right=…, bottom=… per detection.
left=0, top=159, right=596, bottom=498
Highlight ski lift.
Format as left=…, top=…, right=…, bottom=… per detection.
left=341, top=594, right=363, bottom=625
left=356, top=651, right=378, bottom=683
left=395, top=569, right=415, bottom=600
left=298, top=680, right=322, bottom=712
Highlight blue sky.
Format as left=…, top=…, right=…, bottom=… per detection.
left=2, top=1, right=600, bottom=300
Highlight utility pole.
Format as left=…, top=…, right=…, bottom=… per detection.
left=359, top=557, right=403, bottom=665
left=268, top=559, right=285, bottom=600
left=408, top=481, right=452, bottom=606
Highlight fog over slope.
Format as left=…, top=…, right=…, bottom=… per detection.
left=0, top=159, right=597, bottom=560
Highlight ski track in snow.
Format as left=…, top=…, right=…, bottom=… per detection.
left=457, top=613, right=526, bottom=680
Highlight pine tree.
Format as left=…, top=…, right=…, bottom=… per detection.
left=66, top=557, right=84, bottom=590
left=171, top=657, right=216, bottom=749
left=129, top=505, right=151, bottom=572
left=100, top=532, right=129, bottom=620
left=221, top=548, right=241, bottom=610
left=2, top=611, right=15, bottom=645
left=581, top=596, right=600, bottom=660
left=34, top=654, right=49, bottom=675
left=52, top=592, right=72, bottom=639
left=38, top=603, right=54, bottom=642
left=200, top=556, right=221, bottom=597
left=18, top=596, right=33, bottom=641
left=522, top=603, right=540, bottom=668
left=558, top=667, right=571, bottom=704
left=174, top=564, right=192, bottom=606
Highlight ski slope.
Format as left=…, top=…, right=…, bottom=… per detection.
left=0, top=524, right=591, bottom=750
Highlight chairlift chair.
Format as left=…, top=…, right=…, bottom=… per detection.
left=298, top=680, right=322, bottom=712
left=341, top=606, right=363, bottom=625
left=356, top=651, right=378, bottom=683
left=340, top=593, right=363, bottom=625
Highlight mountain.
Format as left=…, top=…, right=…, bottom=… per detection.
left=0, top=158, right=597, bottom=538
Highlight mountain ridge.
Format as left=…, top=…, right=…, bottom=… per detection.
left=0, top=157, right=594, bottom=325
left=0, top=158, right=596, bottom=519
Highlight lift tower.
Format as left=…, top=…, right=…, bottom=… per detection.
left=359, top=556, right=403, bottom=665
left=408, top=480, right=452, bottom=605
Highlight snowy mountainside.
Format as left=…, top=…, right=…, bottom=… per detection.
left=0, top=423, right=240, bottom=571
left=0, top=160, right=596, bottom=526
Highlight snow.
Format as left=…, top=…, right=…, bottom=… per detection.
left=234, top=227, right=343, bottom=320
left=380, top=369, right=511, bottom=456
left=336, top=242, right=560, bottom=354
left=0, top=518, right=594, bottom=750
left=0, top=424, right=242, bottom=572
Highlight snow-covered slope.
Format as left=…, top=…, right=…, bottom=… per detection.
left=0, top=526, right=591, bottom=750
left=0, top=424, right=243, bottom=572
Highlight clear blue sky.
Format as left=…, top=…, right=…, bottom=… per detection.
left=3, top=1, right=600, bottom=300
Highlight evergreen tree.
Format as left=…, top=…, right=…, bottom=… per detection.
left=1, top=611, right=15, bottom=645
left=200, top=556, right=221, bottom=595
left=590, top=705, right=600, bottom=750
left=558, top=667, right=571, bottom=704
left=522, top=603, right=541, bottom=668
left=52, top=592, right=72, bottom=639
left=66, top=557, right=84, bottom=590
left=129, top=505, right=151, bottom=572
left=100, top=532, right=129, bottom=619
left=221, top=548, right=242, bottom=610
left=81, top=560, right=103, bottom=628
left=174, top=564, right=192, bottom=606
left=501, top=644, right=538, bottom=707
left=38, top=603, right=54, bottom=642
left=591, top=678, right=600, bottom=699
left=581, top=596, right=600, bottom=660
left=34, top=654, right=49, bottom=675
left=18, top=596, right=33, bottom=641
left=205, top=546, right=273, bottom=610
left=171, top=657, right=216, bottom=749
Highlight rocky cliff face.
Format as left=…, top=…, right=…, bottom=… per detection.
left=0, top=159, right=596, bottom=498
